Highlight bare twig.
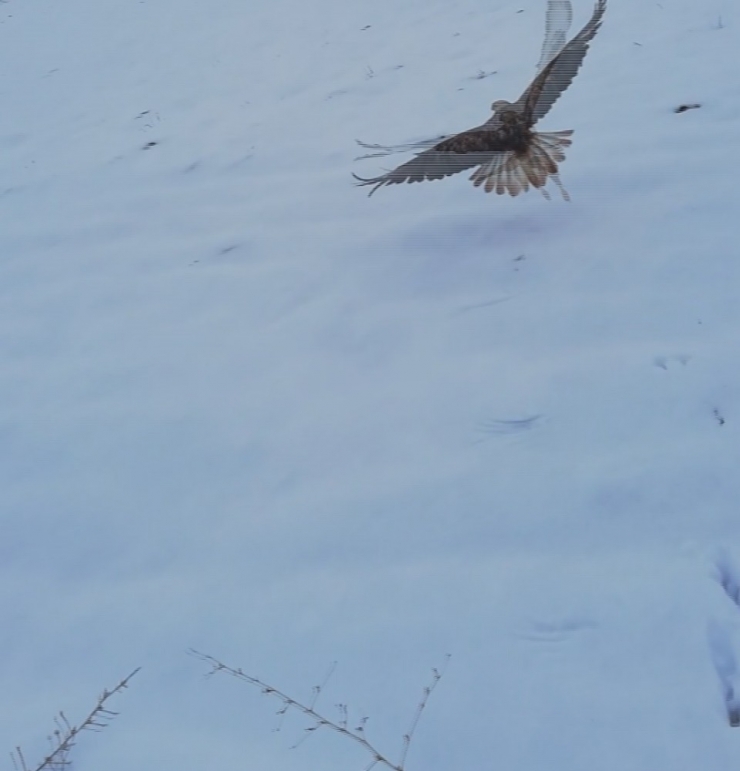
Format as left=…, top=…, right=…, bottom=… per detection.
left=398, top=654, right=450, bottom=770
left=10, top=668, right=140, bottom=771
left=189, top=649, right=448, bottom=771
left=310, top=661, right=337, bottom=710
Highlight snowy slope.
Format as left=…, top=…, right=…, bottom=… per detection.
left=1, top=0, right=740, bottom=769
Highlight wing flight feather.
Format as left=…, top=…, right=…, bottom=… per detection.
left=519, top=0, right=606, bottom=125
left=535, top=0, right=574, bottom=73
left=352, top=148, right=508, bottom=196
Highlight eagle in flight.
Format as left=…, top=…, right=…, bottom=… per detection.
left=353, top=0, right=606, bottom=200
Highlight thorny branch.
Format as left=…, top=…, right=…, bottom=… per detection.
left=11, top=668, right=140, bottom=771
left=189, top=649, right=449, bottom=771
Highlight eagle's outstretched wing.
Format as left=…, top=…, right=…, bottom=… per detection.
left=517, top=0, right=606, bottom=125
left=352, top=148, right=504, bottom=196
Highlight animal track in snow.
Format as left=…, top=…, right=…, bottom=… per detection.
left=478, top=415, right=543, bottom=436
left=516, top=617, right=597, bottom=643
left=708, top=551, right=740, bottom=726
left=707, top=619, right=740, bottom=726
left=653, top=354, right=691, bottom=370
left=716, top=551, right=740, bottom=608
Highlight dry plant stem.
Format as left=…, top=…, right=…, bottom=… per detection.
left=11, top=668, right=140, bottom=771
left=398, top=654, right=449, bottom=770
left=189, top=649, right=450, bottom=771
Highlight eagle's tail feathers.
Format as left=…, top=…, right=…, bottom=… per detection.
left=471, top=129, right=573, bottom=200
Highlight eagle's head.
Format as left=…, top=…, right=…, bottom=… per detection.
left=491, top=99, right=514, bottom=113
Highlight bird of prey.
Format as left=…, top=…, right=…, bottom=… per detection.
left=353, top=0, right=606, bottom=200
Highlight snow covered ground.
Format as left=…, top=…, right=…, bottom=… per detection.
left=1, top=0, right=740, bottom=768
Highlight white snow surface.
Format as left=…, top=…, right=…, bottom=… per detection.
left=2, top=0, right=740, bottom=769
